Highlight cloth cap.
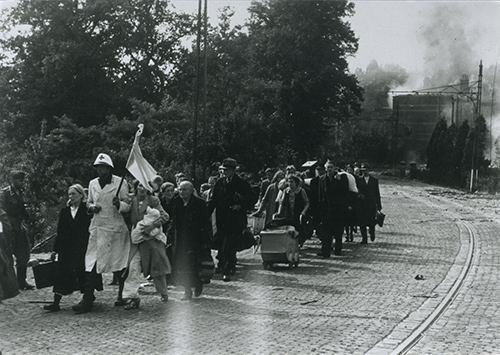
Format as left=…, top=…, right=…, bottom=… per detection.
left=222, top=158, right=237, bottom=169
left=93, top=153, right=114, bottom=168
left=360, top=163, right=369, bottom=170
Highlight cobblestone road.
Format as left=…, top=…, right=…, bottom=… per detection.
left=0, top=178, right=486, bottom=354
left=398, top=183, right=500, bottom=355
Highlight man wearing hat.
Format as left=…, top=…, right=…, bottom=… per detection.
left=317, top=160, right=350, bottom=257
left=73, top=153, right=131, bottom=313
left=0, top=170, right=34, bottom=290
left=208, top=158, right=253, bottom=282
left=356, top=163, right=382, bottom=244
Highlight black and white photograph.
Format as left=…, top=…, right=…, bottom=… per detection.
left=0, top=0, right=499, bottom=353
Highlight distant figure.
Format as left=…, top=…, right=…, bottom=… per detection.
left=0, top=170, right=33, bottom=290
left=356, top=163, right=382, bottom=244
left=338, top=166, right=359, bottom=243
left=309, top=165, right=326, bottom=240
left=258, top=168, right=274, bottom=203
left=253, top=170, right=285, bottom=227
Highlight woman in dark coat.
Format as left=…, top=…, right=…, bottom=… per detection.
left=44, top=184, right=102, bottom=312
left=276, top=175, right=310, bottom=246
left=172, top=181, right=211, bottom=300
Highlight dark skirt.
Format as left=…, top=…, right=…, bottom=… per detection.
left=53, top=255, right=103, bottom=295
left=0, top=247, right=19, bottom=301
left=139, top=239, right=172, bottom=278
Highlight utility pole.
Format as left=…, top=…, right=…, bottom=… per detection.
left=470, top=60, right=483, bottom=192
left=192, top=0, right=203, bottom=183
left=392, top=101, right=400, bottom=170
left=490, top=60, right=497, bottom=163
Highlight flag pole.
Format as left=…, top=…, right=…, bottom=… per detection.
left=116, top=124, right=144, bottom=197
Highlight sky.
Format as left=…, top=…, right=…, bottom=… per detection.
left=169, top=0, right=500, bottom=80
left=1, top=0, right=499, bottom=81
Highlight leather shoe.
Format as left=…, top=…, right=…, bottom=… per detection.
left=370, top=234, right=375, bottom=241
left=124, top=298, right=140, bottom=310
left=194, top=283, right=203, bottom=297
left=43, top=303, right=60, bottom=312
left=114, top=298, right=127, bottom=307
left=20, top=283, right=35, bottom=291
left=72, top=300, right=93, bottom=314
left=316, top=252, right=330, bottom=259
left=222, top=274, right=231, bottom=282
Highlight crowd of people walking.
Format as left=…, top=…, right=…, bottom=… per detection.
left=0, top=154, right=382, bottom=313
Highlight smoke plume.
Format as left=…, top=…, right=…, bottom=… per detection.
left=420, top=4, right=476, bottom=88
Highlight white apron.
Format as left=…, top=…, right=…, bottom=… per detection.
left=85, top=175, right=131, bottom=274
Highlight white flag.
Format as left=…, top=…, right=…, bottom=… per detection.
left=125, top=124, right=157, bottom=192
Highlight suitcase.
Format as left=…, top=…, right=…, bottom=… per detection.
left=32, top=261, right=58, bottom=289
left=260, top=226, right=299, bottom=269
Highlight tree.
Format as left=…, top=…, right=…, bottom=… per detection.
left=426, top=118, right=448, bottom=181
left=0, top=0, right=193, bottom=141
left=246, top=0, right=363, bottom=160
left=452, top=120, right=469, bottom=186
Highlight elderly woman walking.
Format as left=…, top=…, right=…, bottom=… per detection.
left=44, top=184, right=102, bottom=312
left=72, top=153, right=131, bottom=314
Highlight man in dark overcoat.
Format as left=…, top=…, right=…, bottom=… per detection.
left=317, top=160, right=349, bottom=257
left=0, top=207, right=19, bottom=301
left=356, top=163, right=382, bottom=243
left=171, top=181, right=211, bottom=300
left=0, top=170, right=33, bottom=290
left=309, top=165, right=325, bottom=240
left=208, top=158, right=253, bottom=282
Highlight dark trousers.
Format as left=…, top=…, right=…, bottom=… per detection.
left=360, top=224, right=376, bottom=243
left=12, top=230, right=30, bottom=287
left=217, top=230, right=237, bottom=275
left=321, top=223, right=344, bottom=256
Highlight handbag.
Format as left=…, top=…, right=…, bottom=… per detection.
left=237, top=227, right=257, bottom=252
left=376, top=211, right=386, bottom=227
left=32, top=260, right=58, bottom=289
